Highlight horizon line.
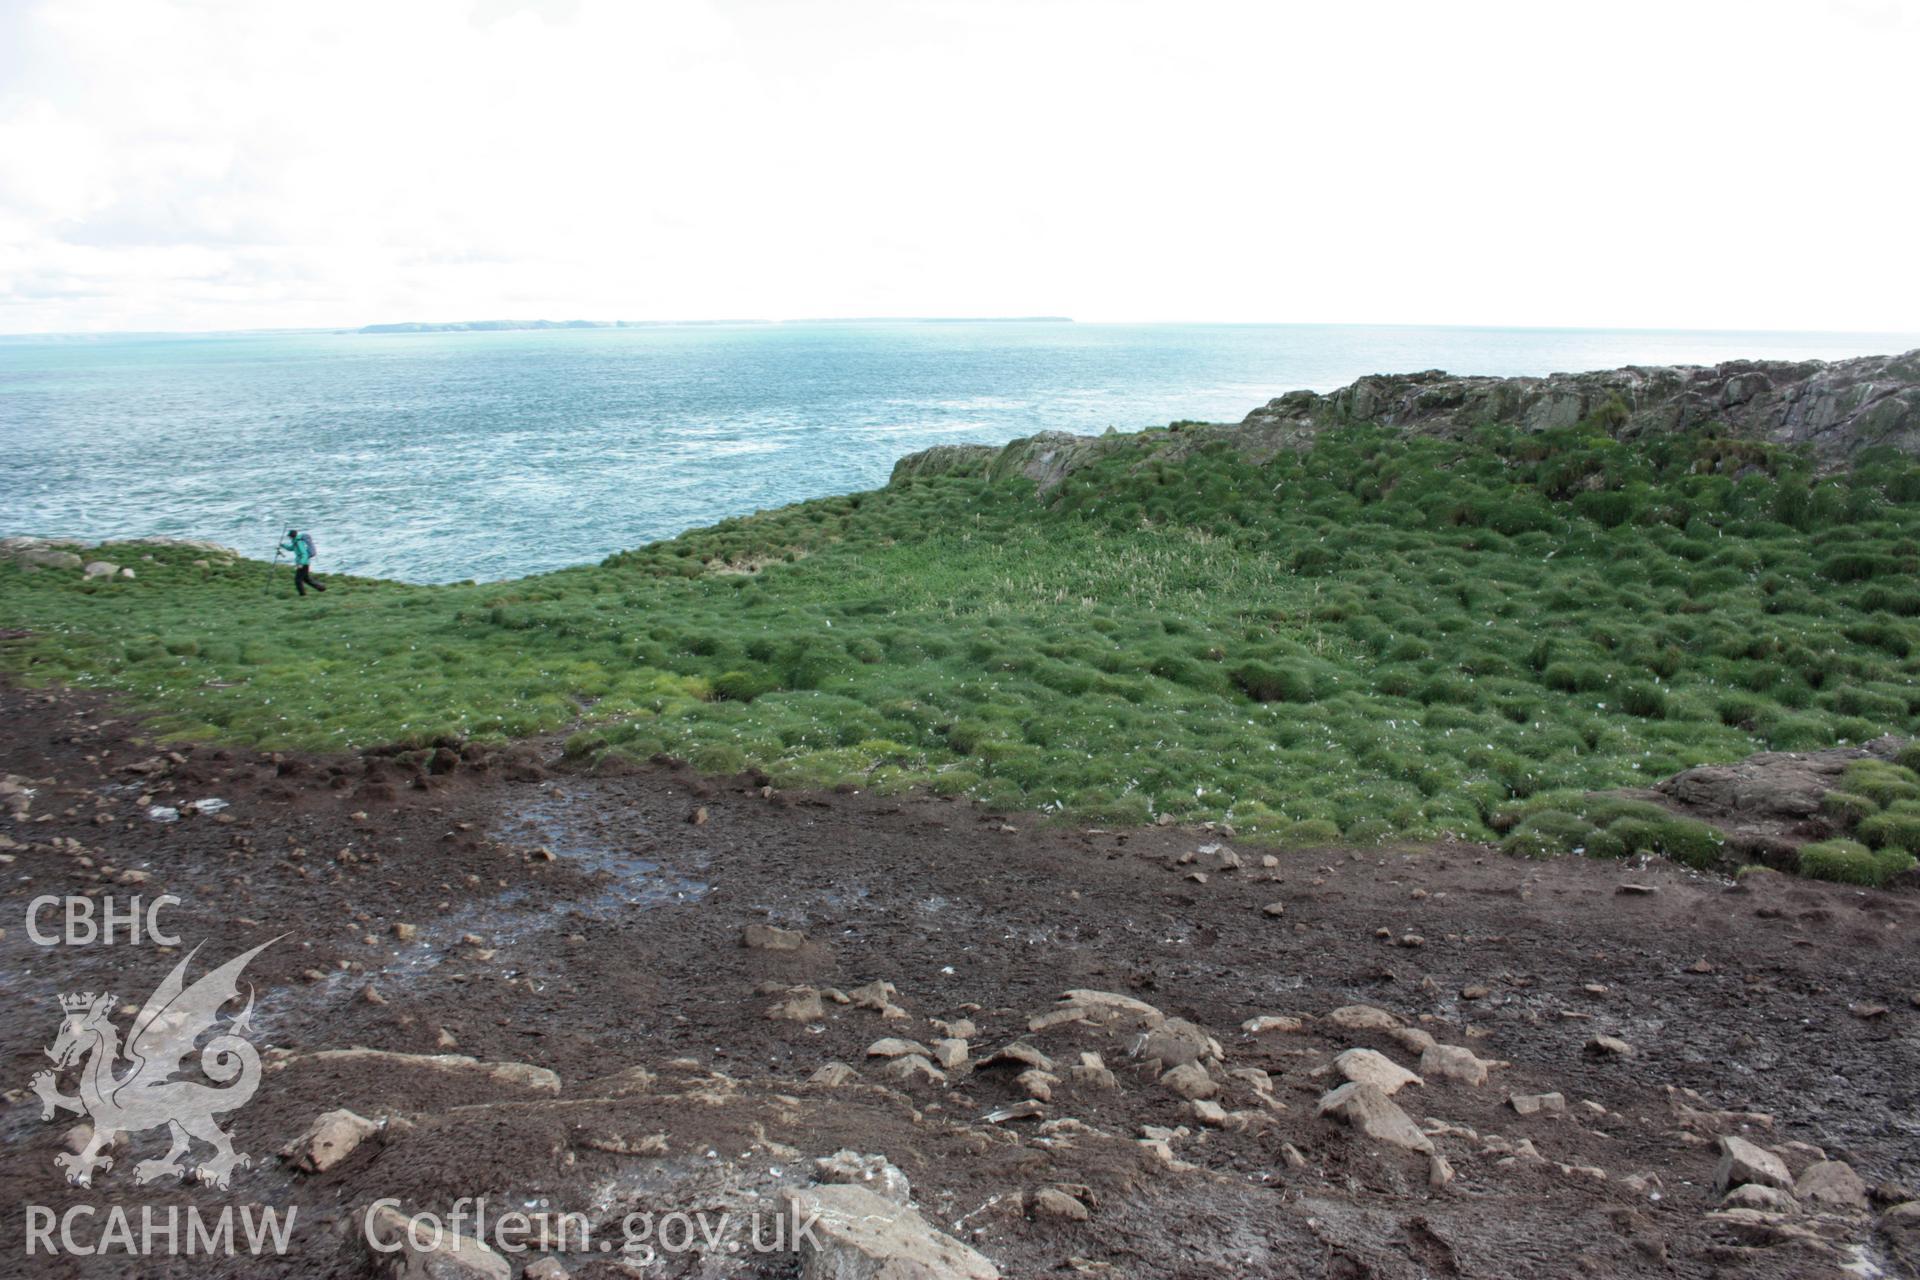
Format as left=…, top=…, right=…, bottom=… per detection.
left=4, top=315, right=1920, bottom=341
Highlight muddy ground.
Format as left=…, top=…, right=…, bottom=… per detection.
left=0, top=680, right=1917, bottom=1279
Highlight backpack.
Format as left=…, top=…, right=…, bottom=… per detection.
left=298, top=532, right=316, bottom=560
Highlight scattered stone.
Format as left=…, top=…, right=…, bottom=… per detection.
left=742, top=922, right=807, bottom=951
left=1460, top=984, right=1491, bottom=1001
left=1055, top=990, right=1166, bottom=1023
left=1849, top=1003, right=1889, bottom=1020
left=983, top=1100, right=1045, bottom=1124
left=1776, top=1140, right=1828, bottom=1172
left=1419, top=1044, right=1491, bottom=1087
left=1242, top=1015, right=1304, bottom=1035
left=688, top=806, right=708, bottom=825
left=283, top=1050, right=559, bottom=1095
left=1616, top=883, right=1658, bottom=895
left=880, top=1055, right=946, bottom=1085
left=1714, top=1135, right=1793, bottom=1193
left=1666, top=1084, right=1775, bottom=1134
left=1316, top=1082, right=1433, bottom=1154
left=1068, top=1052, right=1117, bottom=1090
left=580, top=1131, right=668, bottom=1157
left=814, top=1150, right=911, bottom=1205
left=365, top=1203, right=509, bottom=1280
left=982, top=1042, right=1054, bottom=1073
left=849, top=980, right=908, bottom=1020
left=1587, top=1035, right=1633, bottom=1057
left=1160, top=1062, right=1217, bottom=1100
left=782, top=1184, right=1001, bottom=1280
left=524, top=1260, right=572, bottom=1280
left=1136, top=1138, right=1196, bottom=1172
left=1190, top=1099, right=1228, bottom=1126
left=1723, top=1183, right=1799, bottom=1213
left=1508, top=1092, right=1567, bottom=1118
left=931, top=1038, right=970, bottom=1070
left=768, top=987, right=826, bottom=1023
left=1796, top=1160, right=1870, bottom=1211
left=1332, top=1048, right=1422, bottom=1096
left=1015, top=1069, right=1059, bottom=1102
left=1194, top=843, right=1242, bottom=872
left=82, top=561, right=119, bottom=579
left=866, top=1037, right=933, bottom=1059
left=1030, top=1186, right=1090, bottom=1222
left=1387, top=1026, right=1437, bottom=1056
left=1621, top=1172, right=1664, bottom=1196
left=11, top=548, right=83, bottom=571
left=1027, top=1006, right=1088, bottom=1034
left=1281, top=1143, right=1308, bottom=1169
left=809, top=1063, right=860, bottom=1087
left=1326, top=1005, right=1401, bottom=1032
left=1883, top=1200, right=1920, bottom=1236
left=1261, top=901, right=1286, bottom=917
left=1135, top=1017, right=1222, bottom=1069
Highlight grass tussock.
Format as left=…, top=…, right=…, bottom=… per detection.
left=6, top=419, right=1920, bottom=878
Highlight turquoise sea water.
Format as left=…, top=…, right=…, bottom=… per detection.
left=4, top=321, right=1917, bottom=583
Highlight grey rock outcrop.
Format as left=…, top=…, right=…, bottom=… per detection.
left=1, top=535, right=240, bottom=572
left=888, top=350, right=1920, bottom=493
left=1243, top=349, right=1920, bottom=464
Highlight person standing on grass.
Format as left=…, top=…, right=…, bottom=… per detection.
left=280, top=528, right=326, bottom=596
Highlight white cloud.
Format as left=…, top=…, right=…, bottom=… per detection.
left=0, top=0, right=1916, bottom=333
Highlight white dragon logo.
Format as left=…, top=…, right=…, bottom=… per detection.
left=31, top=939, right=276, bottom=1190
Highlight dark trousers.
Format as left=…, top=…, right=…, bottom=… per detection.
left=294, top=564, right=325, bottom=595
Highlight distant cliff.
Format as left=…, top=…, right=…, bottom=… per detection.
left=1244, top=348, right=1920, bottom=463
left=356, top=317, right=1070, bottom=334
left=892, top=348, right=1920, bottom=491
left=357, top=319, right=650, bottom=334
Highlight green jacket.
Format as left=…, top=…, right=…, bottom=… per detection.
left=280, top=535, right=312, bottom=567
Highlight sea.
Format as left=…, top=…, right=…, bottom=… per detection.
left=4, top=321, right=1916, bottom=584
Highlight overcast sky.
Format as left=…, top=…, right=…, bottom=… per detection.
left=1, top=0, right=1915, bottom=335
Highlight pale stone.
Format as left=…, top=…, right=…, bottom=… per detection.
left=1316, top=1081, right=1433, bottom=1154
left=1714, top=1135, right=1792, bottom=1193
left=1420, top=1044, right=1491, bottom=1087
left=1333, top=1048, right=1422, bottom=1095
left=783, top=1183, right=1000, bottom=1279
left=1326, top=1005, right=1401, bottom=1032
left=282, top=1109, right=379, bottom=1173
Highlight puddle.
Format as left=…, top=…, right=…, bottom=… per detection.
left=255, top=791, right=710, bottom=1027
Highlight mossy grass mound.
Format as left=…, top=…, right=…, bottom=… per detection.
left=1796, top=838, right=1918, bottom=887
left=8, top=420, right=1920, bottom=883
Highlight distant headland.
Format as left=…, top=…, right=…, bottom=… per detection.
left=354, top=317, right=1073, bottom=334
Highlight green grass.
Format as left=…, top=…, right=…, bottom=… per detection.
left=1796, top=838, right=1918, bottom=887
left=6, top=418, right=1920, bottom=872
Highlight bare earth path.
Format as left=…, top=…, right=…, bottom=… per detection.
left=0, top=682, right=1917, bottom=1278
